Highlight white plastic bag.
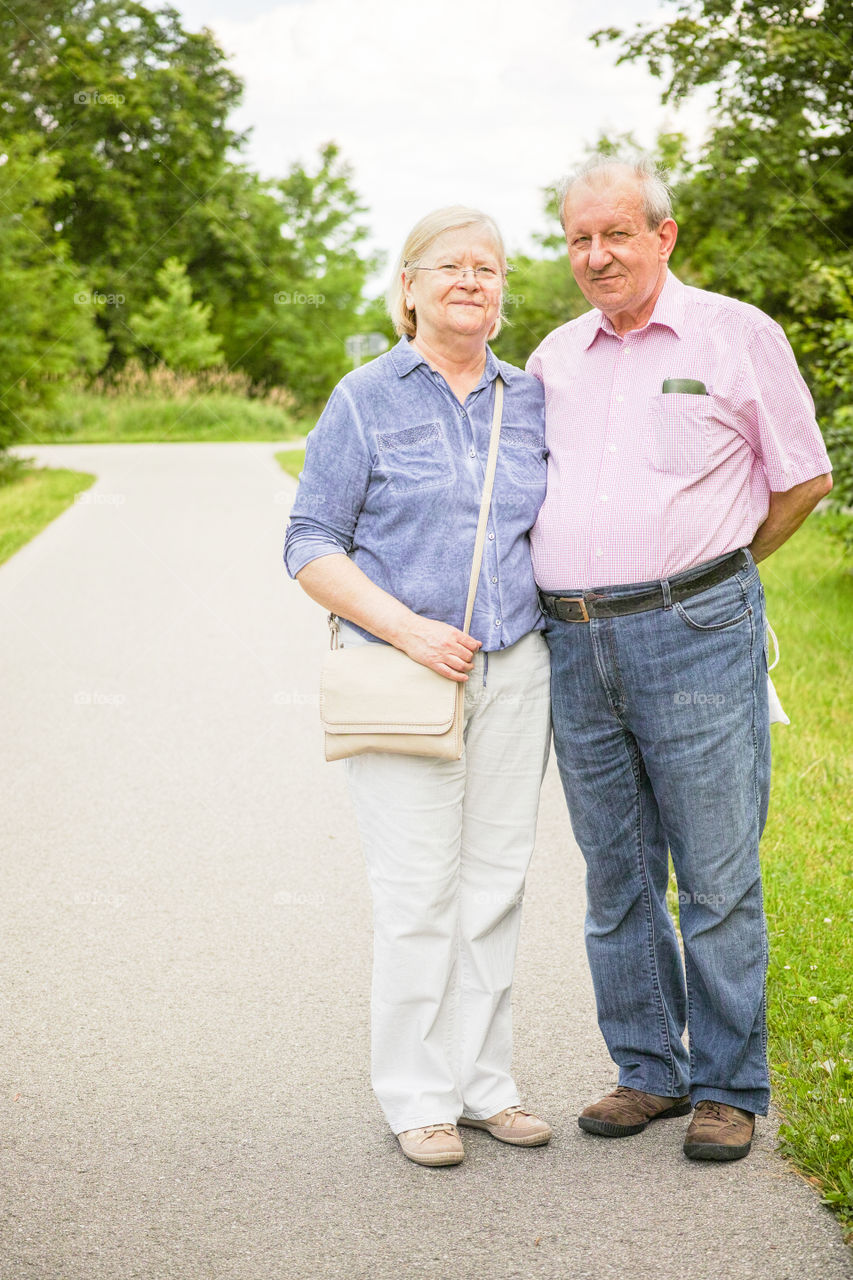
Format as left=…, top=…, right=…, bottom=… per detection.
left=766, top=622, right=790, bottom=726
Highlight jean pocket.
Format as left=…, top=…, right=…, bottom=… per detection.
left=377, top=422, right=453, bottom=492
left=646, top=393, right=713, bottom=475
left=674, top=582, right=753, bottom=632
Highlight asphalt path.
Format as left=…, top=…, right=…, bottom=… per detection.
left=1, top=442, right=850, bottom=1280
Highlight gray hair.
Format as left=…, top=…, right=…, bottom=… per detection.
left=386, top=205, right=508, bottom=339
left=556, top=156, right=673, bottom=232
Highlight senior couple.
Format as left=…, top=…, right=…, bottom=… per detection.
left=284, top=157, right=832, bottom=1168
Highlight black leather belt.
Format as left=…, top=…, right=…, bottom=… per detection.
left=538, top=550, right=750, bottom=623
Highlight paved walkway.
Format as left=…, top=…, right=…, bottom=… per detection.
left=1, top=443, right=850, bottom=1280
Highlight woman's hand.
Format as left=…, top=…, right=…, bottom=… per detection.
left=398, top=617, right=482, bottom=683
left=296, top=555, right=481, bottom=681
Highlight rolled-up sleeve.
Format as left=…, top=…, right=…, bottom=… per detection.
left=283, top=384, right=373, bottom=578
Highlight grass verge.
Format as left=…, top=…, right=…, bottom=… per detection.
left=760, top=513, right=852, bottom=1233
left=0, top=463, right=96, bottom=567
left=30, top=389, right=311, bottom=444
left=275, top=448, right=306, bottom=481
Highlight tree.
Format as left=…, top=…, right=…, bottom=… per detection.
left=0, top=0, right=245, bottom=363
left=492, top=256, right=587, bottom=369
left=130, top=258, right=223, bottom=371
left=592, top=2, right=853, bottom=318
left=0, top=133, right=107, bottom=455
left=187, top=144, right=376, bottom=406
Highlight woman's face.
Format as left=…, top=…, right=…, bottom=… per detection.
left=403, top=227, right=504, bottom=346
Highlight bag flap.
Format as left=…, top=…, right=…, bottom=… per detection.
left=320, top=643, right=459, bottom=734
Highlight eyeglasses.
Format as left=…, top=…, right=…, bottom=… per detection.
left=405, top=262, right=512, bottom=286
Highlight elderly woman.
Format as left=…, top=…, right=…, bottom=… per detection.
left=284, top=207, right=551, bottom=1167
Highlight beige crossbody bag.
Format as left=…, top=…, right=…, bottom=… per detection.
left=319, top=377, right=504, bottom=762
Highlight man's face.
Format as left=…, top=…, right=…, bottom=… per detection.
left=563, top=180, right=677, bottom=325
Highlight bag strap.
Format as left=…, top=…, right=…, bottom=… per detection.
left=462, top=375, right=503, bottom=634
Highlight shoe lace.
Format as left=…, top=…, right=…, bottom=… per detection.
left=697, top=1100, right=726, bottom=1122
left=415, top=1123, right=456, bottom=1143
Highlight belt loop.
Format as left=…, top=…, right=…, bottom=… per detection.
left=482, top=651, right=489, bottom=687
left=660, top=577, right=673, bottom=610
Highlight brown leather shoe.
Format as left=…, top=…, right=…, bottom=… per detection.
left=683, top=1100, right=755, bottom=1161
left=459, top=1105, right=552, bottom=1147
left=397, top=1123, right=464, bottom=1167
left=578, top=1085, right=692, bottom=1137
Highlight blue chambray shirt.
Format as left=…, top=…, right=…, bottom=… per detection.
left=283, top=337, right=547, bottom=650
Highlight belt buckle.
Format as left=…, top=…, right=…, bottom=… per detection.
left=557, top=595, right=590, bottom=623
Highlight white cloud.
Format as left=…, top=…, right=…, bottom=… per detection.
left=173, top=0, right=714, bottom=277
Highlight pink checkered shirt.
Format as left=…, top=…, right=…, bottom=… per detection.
left=527, top=271, right=832, bottom=590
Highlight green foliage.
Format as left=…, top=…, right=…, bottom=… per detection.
left=0, top=3, right=374, bottom=411
left=593, top=3, right=853, bottom=319
left=130, top=258, right=224, bottom=372
left=492, top=256, right=588, bottom=368
left=193, top=144, right=375, bottom=408
left=40, top=388, right=307, bottom=444
left=789, top=261, right=853, bottom=538
left=0, top=0, right=244, bottom=364
left=759, top=516, right=853, bottom=1231
left=0, top=133, right=107, bottom=452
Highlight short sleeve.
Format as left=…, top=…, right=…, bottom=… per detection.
left=734, top=321, right=832, bottom=491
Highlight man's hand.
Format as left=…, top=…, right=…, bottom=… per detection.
left=749, top=473, right=833, bottom=563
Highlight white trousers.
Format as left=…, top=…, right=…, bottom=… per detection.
left=343, top=626, right=551, bottom=1134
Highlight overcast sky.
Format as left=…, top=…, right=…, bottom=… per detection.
left=169, top=0, right=714, bottom=281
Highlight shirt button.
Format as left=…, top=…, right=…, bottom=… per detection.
left=488, top=532, right=495, bottom=541
left=495, top=619, right=502, bottom=627
left=615, top=394, right=624, bottom=403
left=600, top=494, right=608, bottom=502
left=469, top=448, right=476, bottom=458
left=608, top=444, right=617, bottom=454
left=491, top=576, right=498, bottom=584
left=595, top=548, right=604, bottom=557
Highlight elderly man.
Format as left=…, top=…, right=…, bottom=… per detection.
left=529, top=156, right=832, bottom=1161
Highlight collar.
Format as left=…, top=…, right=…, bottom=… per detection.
left=582, top=270, right=685, bottom=349
left=388, top=335, right=519, bottom=384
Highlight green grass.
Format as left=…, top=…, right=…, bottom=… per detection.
left=275, top=448, right=306, bottom=480
left=0, top=464, right=96, bottom=566
left=30, top=389, right=311, bottom=444
left=760, top=514, right=853, bottom=1232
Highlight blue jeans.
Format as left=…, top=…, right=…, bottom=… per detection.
left=545, top=552, right=771, bottom=1115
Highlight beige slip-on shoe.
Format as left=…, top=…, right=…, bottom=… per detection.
left=459, top=1105, right=552, bottom=1147
left=397, top=1123, right=465, bottom=1167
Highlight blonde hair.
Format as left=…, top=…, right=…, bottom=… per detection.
left=386, top=205, right=508, bottom=340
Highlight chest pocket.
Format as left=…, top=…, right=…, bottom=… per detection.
left=377, top=422, right=453, bottom=492
left=498, top=426, right=548, bottom=488
left=646, top=393, right=713, bottom=476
